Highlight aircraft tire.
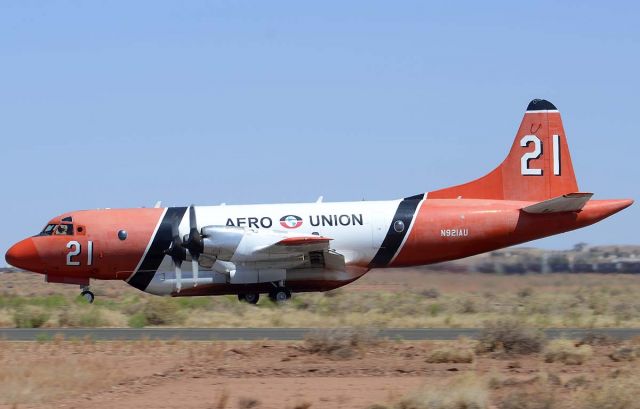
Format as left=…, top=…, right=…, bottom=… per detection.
left=238, top=293, right=260, bottom=304
left=269, top=288, right=291, bottom=303
left=81, top=290, right=95, bottom=304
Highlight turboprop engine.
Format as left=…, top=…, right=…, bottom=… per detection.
left=200, top=226, right=244, bottom=261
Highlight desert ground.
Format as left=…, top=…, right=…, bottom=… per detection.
left=2, top=332, right=640, bottom=409
left=3, top=267, right=640, bottom=408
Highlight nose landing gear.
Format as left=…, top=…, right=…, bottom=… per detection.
left=80, top=286, right=95, bottom=304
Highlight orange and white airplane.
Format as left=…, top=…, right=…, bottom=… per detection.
left=5, top=99, right=634, bottom=304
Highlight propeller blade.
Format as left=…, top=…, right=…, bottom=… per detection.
left=174, top=257, right=182, bottom=293
left=171, top=209, right=181, bottom=238
left=192, top=259, right=199, bottom=287
left=189, top=205, right=197, bottom=230
left=183, top=204, right=204, bottom=258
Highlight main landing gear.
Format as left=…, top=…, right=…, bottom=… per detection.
left=238, top=293, right=260, bottom=304
left=237, top=285, right=292, bottom=305
left=268, top=287, right=291, bottom=303
left=80, top=286, right=95, bottom=304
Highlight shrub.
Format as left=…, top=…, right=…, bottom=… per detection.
left=58, top=307, right=105, bottom=327
left=576, top=332, right=618, bottom=347
left=303, top=327, right=379, bottom=358
left=13, top=306, right=50, bottom=328
left=476, top=319, right=546, bottom=355
left=421, top=288, right=441, bottom=299
left=608, top=345, right=640, bottom=362
left=426, top=345, right=474, bottom=363
left=428, top=304, right=443, bottom=316
left=564, top=375, right=590, bottom=390
left=499, top=389, right=557, bottom=409
left=458, top=299, right=478, bottom=314
left=517, top=287, right=534, bottom=298
left=578, top=376, right=640, bottom=409
left=140, top=297, right=184, bottom=326
left=238, top=397, right=260, bottom=409
left=544, top=340, right=592, bottom=365
left=128, top=312, right=148, bottom=328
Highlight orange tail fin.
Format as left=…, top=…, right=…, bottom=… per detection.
left=428, top=99, right=578, bottom=202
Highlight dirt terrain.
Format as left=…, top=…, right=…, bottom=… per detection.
left=1, top=336, right=639, bottom=409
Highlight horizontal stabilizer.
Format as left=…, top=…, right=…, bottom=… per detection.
left=522, top=193, right=593, bottom=214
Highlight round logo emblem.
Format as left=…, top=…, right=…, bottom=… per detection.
left=280, top=215, right=303, bottom=229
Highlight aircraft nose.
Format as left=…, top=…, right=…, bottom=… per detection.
left=5, top=238, right=40, bottom=271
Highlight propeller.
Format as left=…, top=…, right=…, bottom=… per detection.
left=164, top=219, right=187, bottom=293
left=164, top=205, right=207, bottom=291
left=182, top=205, right=205, bottom=286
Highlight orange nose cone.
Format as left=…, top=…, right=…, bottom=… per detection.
left=5, top=238, right=40, bottom=272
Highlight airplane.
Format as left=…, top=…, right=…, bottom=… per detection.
left=4, top=99, right=634, bottom=304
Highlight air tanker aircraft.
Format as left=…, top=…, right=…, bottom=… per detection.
left=5, top=99, right=634, bottom=304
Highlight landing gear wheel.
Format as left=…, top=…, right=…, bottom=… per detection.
left=238, top=293, right=260, bottom=304
left=269, top=288, right=291, bottom=303
left=81, top=290, right=95, bottom=304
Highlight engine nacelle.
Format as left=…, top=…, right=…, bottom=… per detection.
left=201, top=226, right=245, bottom=260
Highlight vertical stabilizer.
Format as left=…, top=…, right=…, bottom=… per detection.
left=428, top=99, right=579, bottom=201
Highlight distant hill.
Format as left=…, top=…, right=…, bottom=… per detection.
left=422, top=244, right=640, bottom=274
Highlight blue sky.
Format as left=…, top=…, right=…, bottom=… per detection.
left=1, top=1, right=638, bottom=261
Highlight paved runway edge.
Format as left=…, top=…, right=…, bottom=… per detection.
left=2, top=328, right=640, bottom=341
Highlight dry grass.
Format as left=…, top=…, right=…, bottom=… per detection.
left=0, top=339, right=233, bottom=405
left=577, top=375, right=640, bottom=409
left=386, top=375, right=488, bottom=409
left=211, top=389, right=230, bottom=409
left=4, top=271, right=640, bottom=329
left=543, top=340, right=592, bottom=365
left=0, top=353, right=122, bottom=404
left=498, top=386, right=558, bottom=409
left=12, top=305, right=50, bottom=328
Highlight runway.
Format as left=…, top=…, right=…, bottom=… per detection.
left=2, top=327, right=640, bottom=341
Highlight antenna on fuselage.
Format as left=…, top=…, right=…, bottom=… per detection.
left=154, top=201, right=162, bottom=208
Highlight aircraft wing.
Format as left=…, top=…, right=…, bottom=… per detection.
left=522, top=192, right=593, bottom=214
left=257, top=235, right=332, bottom=254
left=198, top=226, right=341, bottom=284
left=200, top=225, right=334, bottom=265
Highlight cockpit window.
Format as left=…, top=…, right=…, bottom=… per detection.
left=41, top=224, right=56, bottom=235
left=54, top=224, right=73, bottom=235
left=39, top=224, right=74, bottom=236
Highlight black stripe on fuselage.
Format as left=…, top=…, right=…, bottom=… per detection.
left=368, top=194, right=424, bottom=268
left=128, top=207, right=187, bottom=291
